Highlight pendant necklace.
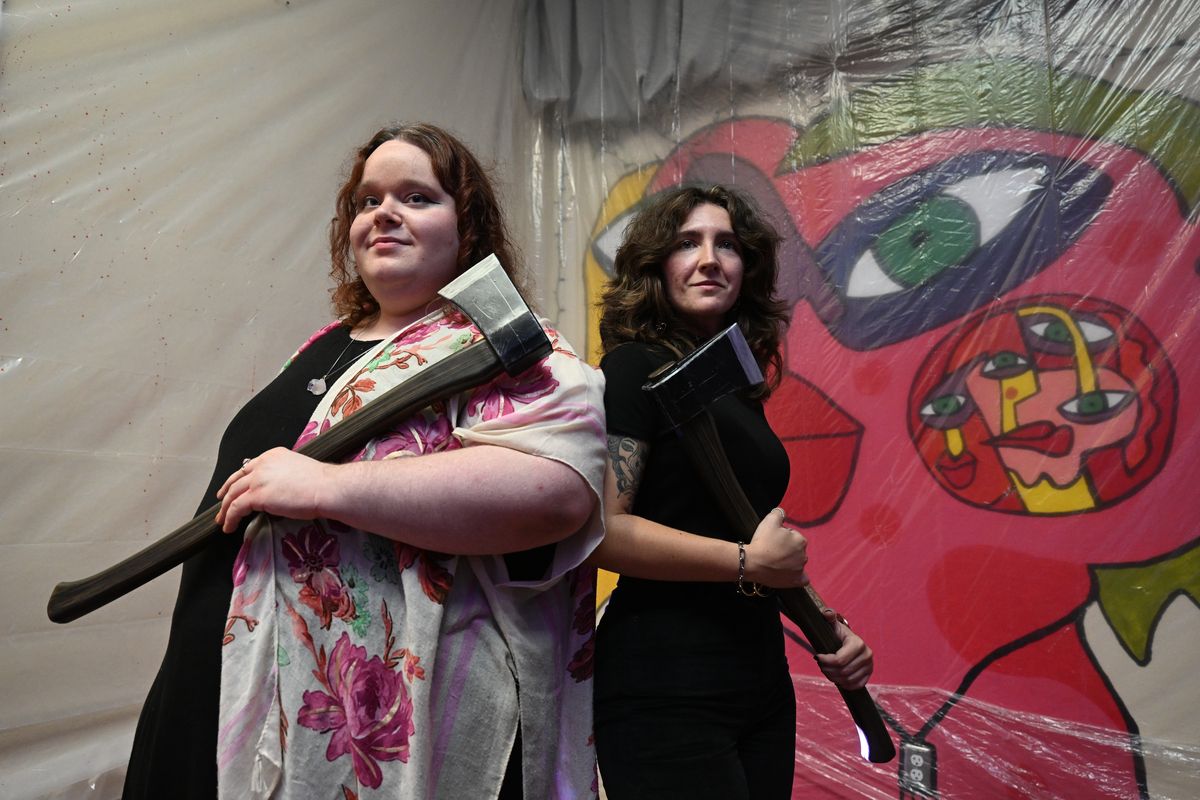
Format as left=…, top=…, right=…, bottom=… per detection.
left=307, top=336, right=371, bottom=396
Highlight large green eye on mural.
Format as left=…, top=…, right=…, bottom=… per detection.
left=872, top=195, right=980, bottom=289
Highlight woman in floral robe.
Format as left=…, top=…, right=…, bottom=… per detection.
left=124, top=123, right=604, bottom=800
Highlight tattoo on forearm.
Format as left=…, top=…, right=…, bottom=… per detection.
left=607, top=435, right=647, bottom=507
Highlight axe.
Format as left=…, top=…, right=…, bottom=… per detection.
left=643, top=323, right=896, bottom=764
left=47, top=254, right=549, bottom=624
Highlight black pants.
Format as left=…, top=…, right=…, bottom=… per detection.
left=595, top=668, right=796, bottom=799
left=594, top=595, right=796, bottom=800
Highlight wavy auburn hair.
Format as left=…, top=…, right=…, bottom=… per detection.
left=329, top=123, right=524, bottom=327
left=598, top=185, right=788, bottom=395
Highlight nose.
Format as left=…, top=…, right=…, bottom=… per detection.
left=374, top=195, right=404, bottom=226
left=697, top=240, right=719, bottom=268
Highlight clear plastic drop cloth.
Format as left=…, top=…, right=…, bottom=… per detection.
left=523, top=1, right=1200, bottom=798
left=1, top=0, right=530, bottom=797
left=4, top=0, right=1200, bottom=798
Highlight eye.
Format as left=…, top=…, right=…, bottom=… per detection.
left=404, top=192, right=431, bottom=204
left=1021, top=313, right=1116, bottom=355
left=675, top=238, right=698, bottom=250
left=847, top=166, right=1045, bottom=299
left=591, top=206, right=638, bottom=276
left=357, top=195, right=381, bottom=210
left=814, top=152, right=1112, bottom=351
left=1027, top=318, right=1114, bottom=346
left=718, top=238, right=740, bottom=252
left=1026, top=319, right=1073, bottom=344
left=918, top=392, right=973, bottom=429
left=1058, top=390, right=1134, bottom=424
left=979, top=351, right=1030, bottom=379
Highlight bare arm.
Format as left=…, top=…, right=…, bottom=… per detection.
left=585, top=435, right=809, bottom=587
left=216, top=444, right=594, bottom=555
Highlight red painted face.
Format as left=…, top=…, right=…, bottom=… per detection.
left=910, top=295, right=1174, bottom=514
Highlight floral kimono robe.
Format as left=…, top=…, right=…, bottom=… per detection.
left=216, top=308, right=606, bottom=799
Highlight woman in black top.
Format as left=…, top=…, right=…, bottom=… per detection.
left=590, top=185, right=874, bottom=799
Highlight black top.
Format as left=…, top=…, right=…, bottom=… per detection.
left=594, top=342, right=791, bottom=701
left=600, top=341, right=790, bottom=609
left=123, top=326, right=378, bottom=800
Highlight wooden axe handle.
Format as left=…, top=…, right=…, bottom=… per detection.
left=47, top=339, right=517, bottom=624
left=678, top=412, right=896, bottom=764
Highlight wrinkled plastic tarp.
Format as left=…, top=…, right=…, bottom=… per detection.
left=525, top=1, right=1200, bottom=798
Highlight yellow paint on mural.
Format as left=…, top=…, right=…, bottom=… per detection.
left=586, top=165, right=660, bottom=607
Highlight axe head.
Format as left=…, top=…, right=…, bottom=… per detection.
left=643, top=323, right=764, bottom=428
left=439, top=254, right=551, bottom=376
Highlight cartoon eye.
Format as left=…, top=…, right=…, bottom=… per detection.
left=919, top=393, right=974, bottom=429
left=815, top=152, right=1111, bottom=351
left=591, top=206, right=639, bottom=276
left=1059, top=390, right=1134, bottom=424
left=847, top=166, right=1046, bottom=299
left=1026, top=318, right=1115, bottom=347
left=979, top=351, right=1031, bottom=379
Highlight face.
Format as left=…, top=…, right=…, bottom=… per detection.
left=662, top=203, right=745, bottom=337
left=349, top=140, right=461, bottom=332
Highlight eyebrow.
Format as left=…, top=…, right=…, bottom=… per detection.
left=674, top=225, right=737, bottom=238
left=355, top=176, right=442, bottom=196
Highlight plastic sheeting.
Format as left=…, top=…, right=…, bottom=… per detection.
left=0, top=1, right=535, bottom=798
left=5, top=1, right=1200, bottom=799
left=525, top=1, right=1200, bottom=798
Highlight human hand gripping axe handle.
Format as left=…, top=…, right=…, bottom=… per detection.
left=643, top=324, right=895, bottom=764
left=47, top=254, right=549, bottom=624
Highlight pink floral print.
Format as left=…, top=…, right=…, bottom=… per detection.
left=467, top=363, right=560, bottom=421
left=296, top=632, right=416, bottom=789
left=283, top=525, right=356, bottom=629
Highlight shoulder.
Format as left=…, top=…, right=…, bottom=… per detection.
left=281, top=320, right=347, bottom=371
left=599, top=341, right=672, bottom=382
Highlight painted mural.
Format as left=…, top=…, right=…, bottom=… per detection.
left=586, top=61, right=1199, bottom=798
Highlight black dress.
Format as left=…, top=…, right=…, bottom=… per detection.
left=123, top=326, right=378, bottom=799
left=593, top=342, right=795, bottom=800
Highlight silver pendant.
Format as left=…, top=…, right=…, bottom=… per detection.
left=306, top=377, right=327, bottom=396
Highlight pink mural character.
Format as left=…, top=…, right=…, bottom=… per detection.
left=911, top=295, right=1175, bottom=515
left=588, top=61, right=1200, bottom=798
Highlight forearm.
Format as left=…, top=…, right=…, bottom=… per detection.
left=318, top=445, right=594, bottom=554
left=587, top=511, right=741, bottom=581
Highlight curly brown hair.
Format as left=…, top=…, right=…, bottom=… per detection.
left=598, top=185, right=788, bottom=395
left=329, top=123, right=525, bottom=328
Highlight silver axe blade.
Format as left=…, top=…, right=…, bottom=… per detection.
left=642, top=323, right=763, bottom=429
left=48, top=254, right=549, bottom=623
left=438, top=253, right=549, bottom=376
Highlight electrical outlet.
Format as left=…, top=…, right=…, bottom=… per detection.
left=898, top=740, right=937, bottom=798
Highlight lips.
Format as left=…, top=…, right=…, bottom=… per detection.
left=936, top=449, right=978, bottom=489
left=370, top=236, right=410, bottom=248
left=985, top=421, right=1075, bottom=456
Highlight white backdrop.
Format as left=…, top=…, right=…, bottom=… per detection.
left=0, top=2, right=571, bottom=797
left=6, top=2, right=1200, bottom=799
